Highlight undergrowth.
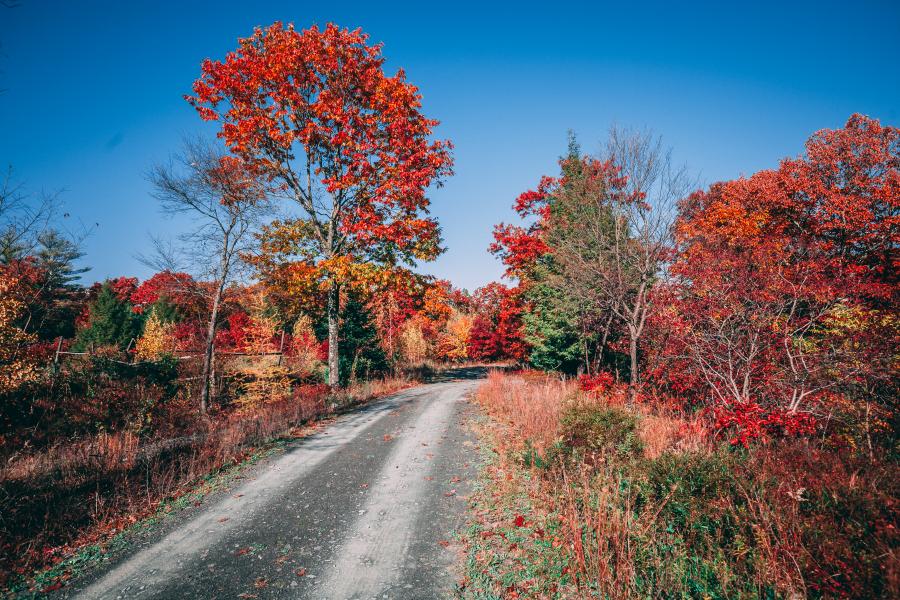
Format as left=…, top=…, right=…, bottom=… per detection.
left=468, top=370, right=899, bottom=599
left=0, top=375, right=416, bottom=595
left=458, top=416, right=576, bottom=599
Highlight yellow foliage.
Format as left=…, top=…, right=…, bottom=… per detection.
left=232, top=299, right=291, bottom=410
left=398, top=318, right=429, bottom=365
left=435, top=311, right=472, bottom=362
left=134, top=310, right=176, bottom=361
left=0, top=271, right=38, bottom=391
left=289, top=313, right=323, bottom=377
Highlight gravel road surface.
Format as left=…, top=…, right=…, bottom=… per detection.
left=61, top=370, right=484, bottom=600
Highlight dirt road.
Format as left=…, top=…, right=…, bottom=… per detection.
left=62, top=371, right=483, bottom=599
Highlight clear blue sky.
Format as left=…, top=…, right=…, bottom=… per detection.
left=1, top=1, right=898, bottom=291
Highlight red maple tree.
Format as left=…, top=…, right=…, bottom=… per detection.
left=187, top=22, right=453, bottom=386
left=660, top=114, right=898, bottom=442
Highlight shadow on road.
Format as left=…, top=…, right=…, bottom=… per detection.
left=426, top=365, right=491, bottom=382
left=320, top=364, right=502, bottom=424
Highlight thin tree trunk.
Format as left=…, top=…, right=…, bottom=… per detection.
left=200, top=279, right=225, bottom=414
left=628, top=334, right=639, bottom=401
left=598, top=311, right=614, bottom=372
left=327, top=282, right=340, bottom=388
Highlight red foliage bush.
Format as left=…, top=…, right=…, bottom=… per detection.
left=577, top=371, right=615, bottom=394
left=712, top=402, right=817, bottom=447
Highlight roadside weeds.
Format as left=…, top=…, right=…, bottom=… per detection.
left=2, top=377, right=416, bottom=598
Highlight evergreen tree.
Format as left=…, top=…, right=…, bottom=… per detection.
left=36, top=230, right=88, bottom=289
left=338, top=294, right=389, bottom=383
left=520, top=134, right=598, bottom=374
left=147, top=298, right=180, bottom=324
left=522, top=281, right=582, bottom=373
left=31, top=230, right=89, bottom=340
left=0, top=230, right=27, bottom=263
left=74, top=282, right=141, bottom=351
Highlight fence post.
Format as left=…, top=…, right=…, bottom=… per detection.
left=50, top=336, right=63, bottom=376
left=277, top=330, right=286, bottom=366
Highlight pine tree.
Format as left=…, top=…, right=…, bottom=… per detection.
left=74, top=282, right=141, bottom=351
left=31, top=230, right=89, bottom=340
left=338, top=295, right=388, bottom=383
left=36, top=230, right=88, bottom=289
left=522, top=283, right=582, bottom=373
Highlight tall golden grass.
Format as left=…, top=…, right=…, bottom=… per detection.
left=475, top=369, right=572, bottom=450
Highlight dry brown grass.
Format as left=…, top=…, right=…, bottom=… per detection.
left=475, top=369, right=574, bottom=451
left=471, top=371, right=899, bottom=599
left=636, top=409, right=710, bottom=458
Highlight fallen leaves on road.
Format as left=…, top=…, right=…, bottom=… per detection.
left=217, top=517, right=229, bottom=523
left=295, top=567, right=307, bottom=577
left=254, top=578, right=268, bottom=589
left=234, top=547, right=251, bottom=556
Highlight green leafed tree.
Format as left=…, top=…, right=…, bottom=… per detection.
left=73, top=282, right=141, bottom=351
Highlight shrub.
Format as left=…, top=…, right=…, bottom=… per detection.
left=476, top=370, right=900, bottom=599
left=559, top=403, right=644, bottom=461
left=640, top=450, right=742, bottom=536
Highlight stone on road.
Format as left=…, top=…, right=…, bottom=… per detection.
left=62, top=373, right=483, bottom=600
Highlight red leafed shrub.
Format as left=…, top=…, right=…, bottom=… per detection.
left=213, top=311, right=251, bottom=350
left=172, top=321, right=203, bottom=351
left=467, top=315, right=498, bottom=361
left=712, top=402, right=817, bottom=447
left=578, top=372, right=615, bottom=394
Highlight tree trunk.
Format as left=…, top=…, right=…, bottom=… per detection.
left=327, top=282, right=340, bottom=388
left=597, top=311, right=614, bottom=372
left=628, top=334, right=639, bottom=401
left=200, top=280, right=225, bottom=414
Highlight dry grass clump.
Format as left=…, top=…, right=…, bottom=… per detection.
left=636, top=409, right=710, bottom=458
left=475, top=369, right=573, bottom=451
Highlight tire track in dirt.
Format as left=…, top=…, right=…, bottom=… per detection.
left=313, top=382, right=478, bottom=598
left=61, top=375, right=482, bottom=599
